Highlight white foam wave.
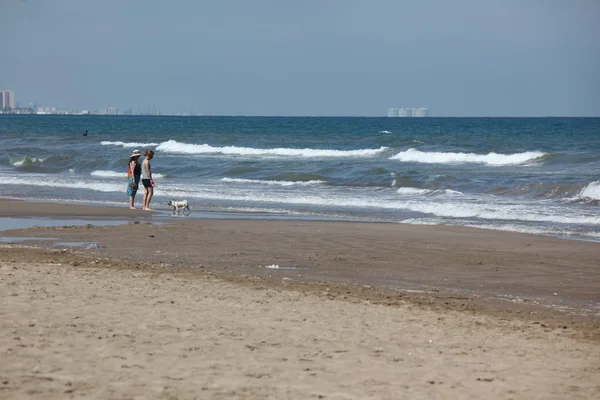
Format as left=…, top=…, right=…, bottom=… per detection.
left=91, top=170, right=164, bottom=178
left=401, top=218, right=442, bottom=225
left=147, top=186, right=600, bottom=226
left=578, top=181, right=600, bottom=200
left=2, top=175, right=598, bottom=226
left=396, top=187, right=464, bottom=196
left=390, top=148, right=547, bottom=166
left=101, top=141, right=159, bottom=148
left=379, top=130, right=391, bottom=134
left=221, top=177, right=325, bottom=186
left=91, top=170, right=126, bottom=178
left=11, top=157, right=46, bottom=167
left=155, top=139, right=388, bottom=158
left=1, top=176, right=122, bottom=192
left=464, top=224, right=600, bottom=240
left=397, top=201, right=599, bottom=225
left=396, top=187, right=431, bottom=195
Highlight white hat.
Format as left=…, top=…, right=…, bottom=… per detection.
left=131, top=150, right=141, bottom=157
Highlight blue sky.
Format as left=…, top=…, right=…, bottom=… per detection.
left=1, top=0, right=599, bottom=116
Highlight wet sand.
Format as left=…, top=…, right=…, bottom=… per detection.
left=0, top=198, right=155, bottom=218
left=1, top=199, right=599, bottom=399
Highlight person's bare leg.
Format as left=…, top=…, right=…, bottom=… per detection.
left=142, top=188, right=149, bottom=210
left=144, top=188, right=154, bottom=211
left=129, top=195, right=136, bottom=209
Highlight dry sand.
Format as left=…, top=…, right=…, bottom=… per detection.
left=1, top=200, right=599, bottom=399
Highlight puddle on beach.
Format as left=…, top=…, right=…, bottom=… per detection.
left=0, top=236, right=102, bottom=249
left=0, top=236, right=59, bottom=243
left=0, top=217, right=168, bottom=232
left=0, top=217, right=130, bottom=231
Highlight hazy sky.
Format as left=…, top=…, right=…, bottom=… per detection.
left=1, top=0, right=599, bottom=116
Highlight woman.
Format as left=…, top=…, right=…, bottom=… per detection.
left=141, top=150, right=155, bottom=211
left=127, top=149, right=142, bottom=209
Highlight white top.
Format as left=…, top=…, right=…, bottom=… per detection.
left=141, top=159, right=151, bottom=179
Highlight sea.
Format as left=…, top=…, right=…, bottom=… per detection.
left=1, top=115, right=599, bottom=241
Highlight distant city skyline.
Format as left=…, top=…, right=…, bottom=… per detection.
left=1, top=1, right=599, bottom=117
left=0, top=90, right=15, bottom=109
left=387, top=108, right=429, bottom=117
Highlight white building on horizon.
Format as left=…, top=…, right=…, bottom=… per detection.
left=398, top=108, right=412, bottom=117
left=413, top=107, right=428, bottom=117
left=387, top=107, right=429, bottom=117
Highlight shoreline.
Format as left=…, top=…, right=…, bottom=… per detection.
left=2, top=197, right=600, bottom=244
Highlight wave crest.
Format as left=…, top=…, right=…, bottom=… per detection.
left=578, top=181, right=600, bottom=201
left=10, top=156, right=46, bottom=167
left=390, top=148, right=547, bottom=166
left=222, top=178, right=325, bottom=186
left=91, top=170, right=165, bottom=178
left=155, top=140, right=387, bottom=158
left=101, top=141, right=159, bottom=148
left=396, top=187, right=464, bottom=196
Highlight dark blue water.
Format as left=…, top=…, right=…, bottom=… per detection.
left=1, top=115, right=599, bottom=240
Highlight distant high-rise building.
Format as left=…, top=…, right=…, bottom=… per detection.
left=398, top=108, right=412, bottom=117
left=387, top=108, right=399, bottom=117
left=0, top=90, right=15, bottom=109
left=387, top=107, right=429, bottom=117
left=413, top=108, right=428, bottom=117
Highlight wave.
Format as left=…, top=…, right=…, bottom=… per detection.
left=155, top=139, right=388, bottom=158
left=1, top=176, right=122, bottom=192
left=136, top=186, right=600, bottom=226
left=101, top=141, right=160, bottom=148
left=396, top=187, right=464, bottom=196
left=490, top=181, right=599, bottom=203
left=463, top=223, right=600, bottom=240
left=390, top=148, right=547, bottom=166
left=90, top=170, right=165, bottom=178
left=221, top=177, right=325, bottom=186
left=396, top=187, right=431, bottom=195
left=10, top=156, right=47, bottom=167
left=578, top=181, right=600, bottom=201
left=3, top=174, right=598, bottom=226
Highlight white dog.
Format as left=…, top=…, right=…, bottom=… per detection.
left=168, top=199, right=190, bottom=214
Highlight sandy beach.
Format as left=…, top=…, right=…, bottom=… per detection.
left=1, top=199, right=599, bottom=399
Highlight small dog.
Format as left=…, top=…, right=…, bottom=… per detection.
left=168, top=199, right=190, bottom=214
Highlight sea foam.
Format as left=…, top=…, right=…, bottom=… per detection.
left=3, top=176, right=122, bottom=192
left=144, top=184, right=600, bottom=226
left=101, top=141, right=160, bottom=148
left=11, top=156, right=46, bottom=167
left=578, top=181, right=600, bottom=200
left=396, top=187, right=464, bottom=196
left=91, top=170, right=165, bottom=178
left=156, top=139, right=388, bottom=158
left=221, top=177, right=325, bottom=186
left=390, top=148, right=547, bottom=166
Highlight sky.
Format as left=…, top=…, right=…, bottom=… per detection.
left=1, top=0, right=599, bottom=116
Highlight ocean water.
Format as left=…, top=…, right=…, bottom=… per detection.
left=1, top=115, right=599, bottom=241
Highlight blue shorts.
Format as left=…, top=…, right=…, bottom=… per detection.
left=127, top=175, right=141, bottom=196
